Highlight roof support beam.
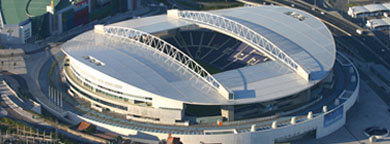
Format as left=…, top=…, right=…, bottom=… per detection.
left=94, top=25, right=233, bottom=100
left=168, top=10, right=311, bottom=81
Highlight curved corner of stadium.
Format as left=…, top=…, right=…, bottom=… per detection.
left=59, top=6, right=359, bottom=144
left=62, top=25, right=336, bottom=124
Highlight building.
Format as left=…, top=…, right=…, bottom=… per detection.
left=0, top=0, right=141, bottom=44
left=49, top=0, right=141, bottom=35
left=61, top=6, right=360, bottom=144
left=348, top=2, right=390, bottom=18
left=0, top=0, right=38, bottom=44
left=0, top=20, right=32, bottom=44
left=366, top=17, right=390, bottom=30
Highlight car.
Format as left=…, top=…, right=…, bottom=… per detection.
left=356, top=29, right=367, bottom=35
left=364, top=126, right=389, bottom=138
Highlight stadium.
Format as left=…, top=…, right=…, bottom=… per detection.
left=60, top=6, right=359, bottom=144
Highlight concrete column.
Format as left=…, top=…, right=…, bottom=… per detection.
left=335, top=98, right=340, bottom=106
left=290, top=116, right=296, bottom=125
left=322, top=105, right=328, bottom=113
left=48, top=12, right=53, bottom=35
left=48, top=87, right=51, bottom=101
left=94, top=25, right=105, bottom=34
left=307, top=111, right=313, bottom=120
left=272, top=121, right=277, bottom=129
left=58, top=14, right=63, bottom=34
left=167, top=9, right=179, bottom=18
left=251, top=124, right=256, bottom=132
left=369, top=136, right=377, bottom=143
left=233, top=129, right=238, bottom=134
left=60, top=93, right=63, bottom=108
left=221, top=105, right=234, bottom=121
left=305, top=89, right=312, bottom=101
left=54, top=89, right=57, bottom=105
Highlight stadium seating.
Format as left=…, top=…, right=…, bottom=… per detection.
left=163, top=29, right=269, bottom=73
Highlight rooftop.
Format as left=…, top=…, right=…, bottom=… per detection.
left=349, top=2, right=390, bottom=15
left=211, top=7, right=335, bottom=80
left=367, top=17, right=390, bottom=29
left=62, top=6, right=336, bottom=105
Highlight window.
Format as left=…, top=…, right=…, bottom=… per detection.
left=69, top=62, right=152, bottom=104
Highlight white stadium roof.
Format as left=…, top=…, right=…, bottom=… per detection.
left=62, top=6, right=336, bottom=105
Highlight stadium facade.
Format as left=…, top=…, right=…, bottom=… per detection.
left=60, top=6, right=359, bottom=144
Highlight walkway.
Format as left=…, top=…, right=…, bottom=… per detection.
left=0, top=79, right=47, bottom=125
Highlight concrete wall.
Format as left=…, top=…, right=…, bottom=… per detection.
left=64, top=62, right=184, bottom=124
left=62, top=53, right=360, bottom=144
left=71, top=58, right=360, bottom=144
left=69, top=56, right=184, bottom=110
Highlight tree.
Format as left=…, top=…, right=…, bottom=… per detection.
left=84, top=125, right=96, bottom=134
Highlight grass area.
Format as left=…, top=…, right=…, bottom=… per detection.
left=1, top=0, right=60, bottom=24
left=28, top=0, right=60, bottom=16
left=84, top=125, right=96, bottom=134
left=18, top=87, right=32, bottom=100
left=1, top=0, right=29, bottom=24
left=196, top=60, right=222, bottom=74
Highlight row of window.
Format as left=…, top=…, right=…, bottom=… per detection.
left=70, top=65, right=152, bottom=102
left=71, top=67, right=151, bottom=107
left=70, top=65, right=132, bottom=102
left=96, top=88, right=128, bottom=102
left=67, top=78, right=128, bottom=111
left=71, top=61, right=122, bottom=89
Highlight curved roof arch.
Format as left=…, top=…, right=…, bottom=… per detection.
left=62, top=6, right=336, bottom=105
left=168, top=9, right=310, bottom=81
left=94, top=25, right=232, bottom=99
